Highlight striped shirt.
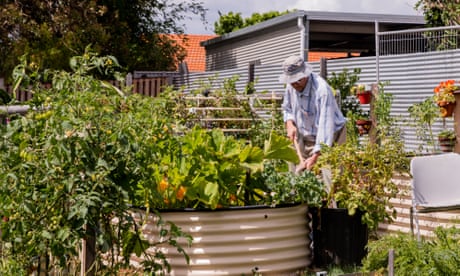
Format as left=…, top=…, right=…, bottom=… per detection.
left=282, top=72, right=346, bottom=153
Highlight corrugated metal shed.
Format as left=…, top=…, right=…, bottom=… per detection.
left=201, top=10, right=425, bottom=71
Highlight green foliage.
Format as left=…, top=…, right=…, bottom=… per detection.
left=373, top=83, right=394, bottom=133
left=362, top=227, right=460, bottom=275
left=150, top=127, right=302, bottom=209
left=314, top=137, right=409, bottom=231
left=0, top=0, right=206, bottom=81
left=327, top=68, right=361, bottom=102
left=408, top=97, right=439, bottom=153
left=416, top=0, right=460, bottom=27
left=214, top=10, right=291, bottom=35
left=214, top=11, right=245, bottom=35
left=0, top=48, right=316, bottom=272
left=261, top=162, right=325, bottom=207
left=0, top=49, right=191, bottom=273
left=438, top=128, right=456, bottom=139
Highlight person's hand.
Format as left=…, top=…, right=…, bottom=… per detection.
left=305, top=152, right=320, bottom=170
left=286, top=121, right=297, bottom=141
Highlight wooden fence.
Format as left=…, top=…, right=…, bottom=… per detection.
left=2, top=77, right=171, bottom=102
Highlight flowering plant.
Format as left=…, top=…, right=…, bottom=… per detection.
left=433, top=79, right=458, bottom=105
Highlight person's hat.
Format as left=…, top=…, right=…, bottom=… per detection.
left=278, top=55, right=313, bottom=84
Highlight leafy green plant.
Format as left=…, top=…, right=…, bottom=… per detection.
left=0, top=49, right=192, bottom=273
left=0, top=48, right=320, bottom=273
left=260, top=161, right=325, bottom=207
left=438, top=128, right=456, bottom=140
left=408, top=97, right=439, bottom=153
left=327, top=68, right=361, bottom=102
left=362, top=227, right=460, bottom=275
left=314, top=137, right=409, bottom=231
left=150, top=126, right=317, bottom=210
left=373, top=82, right=395, bottom=133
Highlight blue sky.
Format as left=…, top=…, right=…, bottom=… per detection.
left=178, top=0, right=422, bottom=34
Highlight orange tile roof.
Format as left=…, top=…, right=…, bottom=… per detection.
left=169, top=34, right=357, bottom=71
left=169, top=34, right=217, bottom=72
left=308, top=52, right=354, bottom=61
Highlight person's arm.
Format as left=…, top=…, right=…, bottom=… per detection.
left=281, top=88, right=297, bottom=141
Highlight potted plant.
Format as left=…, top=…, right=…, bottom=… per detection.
left=352, top=83, right=372, bottom=104
left=433, top=79, right=458, bottom=117
left=311, top=126, right=409, bottom=267
left=354, top=109, right=372, bottom=135
left=438, top=128, right=456, bottom=152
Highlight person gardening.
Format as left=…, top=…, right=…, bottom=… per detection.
left=279, top=55, right=346, bottom=172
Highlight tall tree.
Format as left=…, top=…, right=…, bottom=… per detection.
left=0, top=0, right=206, bottom=82
left=214, top=10, right=291, bottom=35
left=415, top=0, right=460, bottom=26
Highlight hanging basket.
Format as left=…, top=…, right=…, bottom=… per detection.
left=437, top=101, right=455, bottom=118
left=356, top=91, right=372, bottom=104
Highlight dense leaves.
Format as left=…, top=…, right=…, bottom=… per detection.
left=416, top=0, right=460, bottom=27
left=214, top=10, right=290, bottom=35
left=0, top=0, right=206, bottom=81
left=363, top=227, right=460, bottom=275
left=0, top=49, right=191, bottom=273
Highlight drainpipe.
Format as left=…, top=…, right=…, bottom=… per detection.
left=298, top=15, right=308, bottom=61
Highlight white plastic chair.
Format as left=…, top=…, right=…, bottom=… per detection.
left=410, top=153, right=460, bottom=241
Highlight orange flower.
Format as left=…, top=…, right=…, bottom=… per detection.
left=433, top=79, right=458, bottom=104
left=176, top=186, right=187, bottom=201
left=158, top=178, right=169, bottom=192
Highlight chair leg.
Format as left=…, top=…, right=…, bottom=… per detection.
left=410, top=206, right=414, bottom=236
left=414, top=209, right=421, bottom=242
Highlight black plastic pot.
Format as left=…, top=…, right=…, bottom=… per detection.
left=310, top=207, right=368, bottom=268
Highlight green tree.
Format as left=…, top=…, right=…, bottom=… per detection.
left=415, top=0, right=460, bottom=26
left=0, top=0, right=206, bottom=82
left=214, top=10, right=291, bottom=35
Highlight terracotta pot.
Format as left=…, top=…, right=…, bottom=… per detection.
left=437, top=101, right=455, bottom=117
left=356, top=119, right=372, bottom=135
left=438, top=136, right=456, bottom=152
left=356, top=91, right=372, bottom=104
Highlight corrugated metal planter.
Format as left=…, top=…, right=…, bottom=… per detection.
left=133, top=203, right=311, bottom=276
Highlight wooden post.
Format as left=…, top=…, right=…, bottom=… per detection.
left=81, top=225, right=96, bottom=276
left=369, top=83, right=379, bottom=145
left=319, top=58, right=327, bottom=79
left=454, top=91, right=460, bottom=153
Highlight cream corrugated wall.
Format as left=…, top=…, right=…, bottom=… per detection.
left=379, top=174, right=460, bottom=237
